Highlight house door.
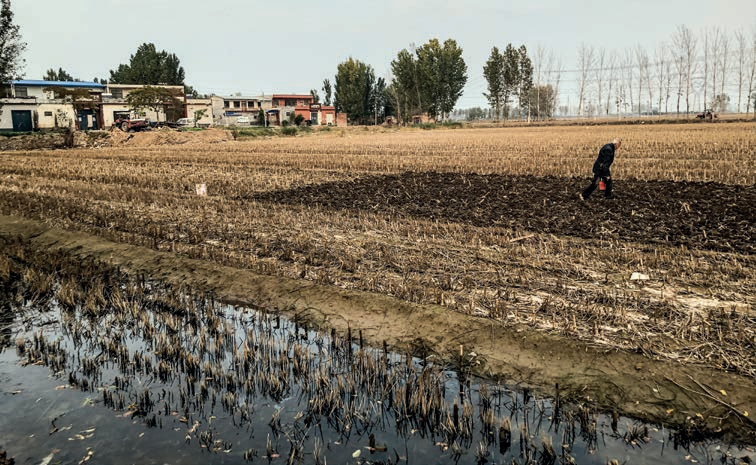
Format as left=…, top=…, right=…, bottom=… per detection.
left=78, top=110, right=98, bottom=130
left=310, top=112, right=319, bottom=125
left=11, top=110, right=33, bottom=132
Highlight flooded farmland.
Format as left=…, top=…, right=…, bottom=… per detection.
left=1, top=239, right=754, bottom=464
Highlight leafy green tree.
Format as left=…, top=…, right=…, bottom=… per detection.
left=321, top=78, right=332, bottom=106
left=483, top=46, right=505, bottom=120
left=258, top=109, right=266, bottom=126
left=310, top=89, right=320, bottom=103
left=109, top=43, right=185, bottom=85
left=467, top=107, right=486, bottom=121
left=0, top=0, right=27, bottom=83
left=126, top=86, right=183, bottom=123
left=437, top=39, right=467, bottom=120
left=334, top=57, right=376, bottom=125
left=193, top=109, right=207, bottom=127
left=526, top=85, right=556, bottom=119
left=389, top=48, right=422, bottom=124
left=369, top=77, right=388, bottom=124
left=392, top=39, right=467, bottom=122
left=502, top=44, right=521, bottom=120
left=518, top=45, right=534, bottom=120
left=43, top=67, right=76, bottom=81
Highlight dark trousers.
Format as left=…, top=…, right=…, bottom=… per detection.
left=582, top=174, right=612, bottom=199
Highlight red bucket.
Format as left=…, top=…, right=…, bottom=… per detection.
left=599, top=180, right=606, bottom=191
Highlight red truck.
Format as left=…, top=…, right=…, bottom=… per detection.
left=114, top=116, right=150, bottom=132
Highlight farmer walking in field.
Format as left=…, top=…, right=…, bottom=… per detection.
left=580, top=138, right=621, bottom=201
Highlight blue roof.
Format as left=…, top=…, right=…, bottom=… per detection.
left=11, top=80, right=106, bottom=89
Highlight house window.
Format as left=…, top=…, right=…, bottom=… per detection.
left=44, top=111, right=53, bottom=117
left=234, top=101, right=240, bottom=108
left=285, top=99, right=296, bottom=107
left=111, top=89, right=123, bottom=99
left=224, top=100, right=229, bottom=108
left=15, top=87, right=28, bottom=97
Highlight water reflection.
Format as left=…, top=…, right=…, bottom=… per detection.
left=0, top=244, right=753, bottom=465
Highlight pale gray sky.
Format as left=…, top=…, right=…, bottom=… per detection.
left=12, top=0, right=756, bottom=111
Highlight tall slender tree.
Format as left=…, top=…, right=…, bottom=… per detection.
left=576, top=44, right=595, bottom=116
left=518, top=45, right=533, bottom=121
left=390, top=48, right=422, bottom=123
left=334, top=57, right=375, bottom=125
left=483, top=46, right=505, bottom=120
left=321, top=78, right=332, bottom=106
left=502, top=44, right=520, bottom=120
left=672, top=25, right=698, bottom=115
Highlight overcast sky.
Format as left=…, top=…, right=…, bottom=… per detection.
left=12, top=0, right=756, bottom=110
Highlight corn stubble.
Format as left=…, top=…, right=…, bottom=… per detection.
left=0, top=122, right=753, bottom=377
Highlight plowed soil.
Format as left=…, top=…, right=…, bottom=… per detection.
left=252, top=171, right=756, bottom=254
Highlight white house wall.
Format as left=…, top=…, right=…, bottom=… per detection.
left=0, top=103, right=37, bottom=130
left=36, top=103, right=76, bottom=129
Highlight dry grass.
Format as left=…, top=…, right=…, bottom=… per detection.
left=1, top=122, right=754, bottom=377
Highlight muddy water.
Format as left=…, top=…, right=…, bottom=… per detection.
left=0, top=260, right=753, bottom=464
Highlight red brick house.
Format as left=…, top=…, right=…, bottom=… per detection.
left=294, top=103, right=338, bottom=126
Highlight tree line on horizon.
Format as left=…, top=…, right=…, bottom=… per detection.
left=2, top=0, right=755, bottom=125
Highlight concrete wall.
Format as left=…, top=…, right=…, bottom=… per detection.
left=36, top=103, right=76, bottom=129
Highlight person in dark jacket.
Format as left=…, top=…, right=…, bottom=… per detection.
left=580, top=138, right=621, bottom=200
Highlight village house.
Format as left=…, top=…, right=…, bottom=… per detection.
left=0, top=80, right=106, bottom=131
left=186, top=97, right=213, bottom=127
left=210, top=95, right=272, bottom=126
left=101, top=84, right=187, bottom=127
left=271, top=94, right=345, bottom=127
left=1, top=80, right=347, bottom=131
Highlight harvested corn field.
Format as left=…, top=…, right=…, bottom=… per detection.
left=1, top=121, right=755, bottom=442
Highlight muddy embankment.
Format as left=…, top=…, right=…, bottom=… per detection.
left=1, top=214, right=755, bottom=443
left=0, top=127, right=234, bottom=151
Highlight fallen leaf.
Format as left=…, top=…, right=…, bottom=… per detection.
left=719, top=390, right=727, bottom=396
left=352, top=449, right=361, bottom=458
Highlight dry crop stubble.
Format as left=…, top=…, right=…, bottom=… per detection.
left=0, top=122, right=754, bottom=378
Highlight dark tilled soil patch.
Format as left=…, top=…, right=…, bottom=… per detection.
left=250, top=172, right=756, bottom=254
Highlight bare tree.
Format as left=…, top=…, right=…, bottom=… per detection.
left=719, top=31, right=730, bottom=108
left=576, top=43, right=595, bottom=117
left=749, top=27, right=756, bottom=115
left=605, top=51, right=618, bottom=116
left=734, top=29, right=748, bottom=113
left=672, top=35, right=686, bottom=115
left=544, top=51, right=563, bottom=117
left=709, top=27, right=724, bottom=109
left=654, top=42, right=668, bottom=114
left=593, top=47, right=607, bottom=118
left=663, top=46, right=674, bottom=114
left=673, top=25, right=698, bottom=115
left=635, top=44, right=650, bottom=115
left=622, top=48, right=635, bottom=117
left=702, top=28, right=712, bottom=112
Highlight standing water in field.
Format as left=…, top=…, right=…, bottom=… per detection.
left=0, top=243, right=753, bottom=465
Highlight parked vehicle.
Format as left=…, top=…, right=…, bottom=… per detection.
left=696, top=109, right=718, bottom=120
left=114, top=116, right=149, bottom=132
left=235, top=116, right=250, bottom=125
left=176, top=118, right=195, bottom=127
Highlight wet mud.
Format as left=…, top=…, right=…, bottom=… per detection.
left=1, top=215, right=755, bottom=445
